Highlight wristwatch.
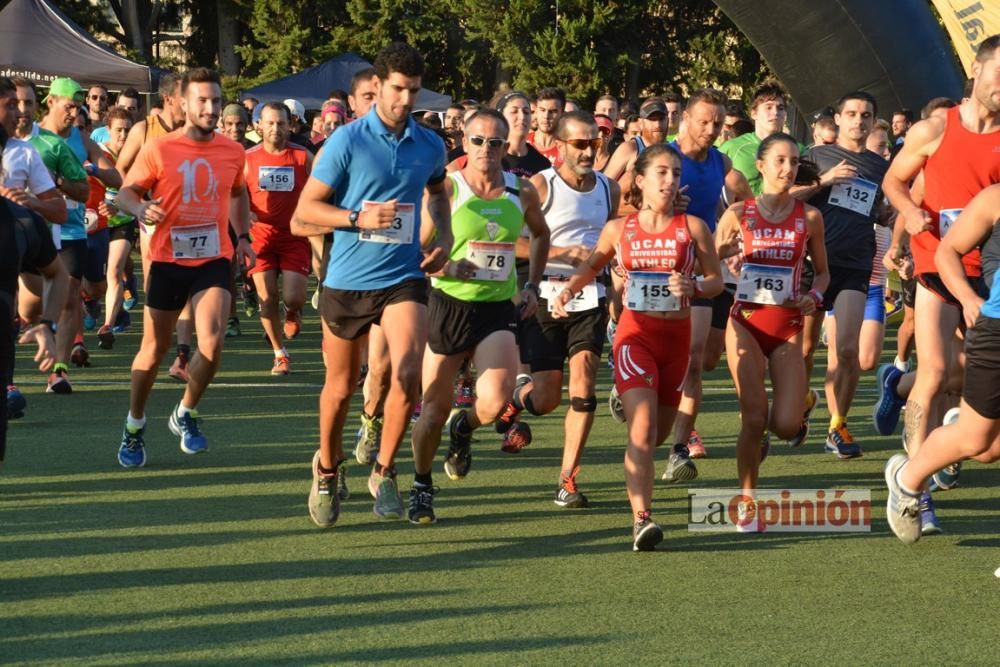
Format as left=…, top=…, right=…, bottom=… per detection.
left=348, top=210, right=360, bottom=228
left=523, top=281, right=540, bottom=296
left=39, top=319, right=56, bottom=333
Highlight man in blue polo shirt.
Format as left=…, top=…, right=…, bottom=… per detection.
left=293, top=42, right=453, bottom=527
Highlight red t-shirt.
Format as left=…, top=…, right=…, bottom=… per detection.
left=245, top=142, right=309, bottom=232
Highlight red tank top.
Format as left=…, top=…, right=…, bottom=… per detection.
left=527, top=131, right=563, bottom=167
left=245, top=142, right=309, bottom=232
left=914, top=105, right=1000, bottom=276
left=616, top=212, right=697, bottom=308
left=735, top=199, right=809, bottom=303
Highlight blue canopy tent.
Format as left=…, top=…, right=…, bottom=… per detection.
left=241, top=52, right=452, bottom=112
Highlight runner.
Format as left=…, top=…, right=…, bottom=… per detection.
left=93, top=107, right=136, bottom=350
left=720, top=81, right=793, bottom=195
left=220, top=104, right=253, bottom=149
left=499, top=111, right=620, bottom=507
left=114, top=67, right=253, bottom=467
left=667, top=88, right=751, bottom=459
left=85, top=84, right=108, bottom=129
left=550, top=143, right=722, bottom=549
left=245, top=102, right=312, bottom=374
left=792, top=91, right=889, bottom=458
left=715, top=133, right=829, bottom=531
left=527, top=87, right=565, bottom=166
left=885, top=183, right=1000, bottom=544
left=292, top=43, right=452, bottom=527
left=115, top=73, right=192, bottom=381
left=408, top=108, right=550, bottom=523
left=0, top=77, right=65, bottom=416
left=603, top=98, right=669, bottom=196
left=877, top=35, right=1000, bottom=532
left=0, top=174, right=69, bottom=467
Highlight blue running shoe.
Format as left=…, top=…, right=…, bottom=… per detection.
left=824, top=424, right=862, bottom=459
left=122, top=274, right=138, bottom=310
left=6, top=385, right=26, bottom=419
left=873, top=364, right=906, bottom=436
left=919, top=491, right=943, bottom=535
left=118, top=424, right=147, bottom=467
left=169, top=405, right=208, bottom=454
left=112, top=308, right=131, bottom=334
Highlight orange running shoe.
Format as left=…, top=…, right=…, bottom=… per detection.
left=272, top=355, right=291, bottom=376
left=687, top=430, right=707, bottom=458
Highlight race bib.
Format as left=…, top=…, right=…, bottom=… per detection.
left=626, top=272, right=680, bottom=312
left=829, top=177, right=877, bottom=217
left=540, top=279, right=598, bottom=313
left=736, top=263, right=794, bottom=305
left=939, top=208, right=962, bottom=237
left=359, top=201, right=415, bottom=245
left=465, top=241, right=514, bottom=281
left=258, top=166, right=295, bottom=192
left=171, top=223, right=221, bottom=259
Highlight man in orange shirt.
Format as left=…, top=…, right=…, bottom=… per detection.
left=114, top=68, right=254, bottom=467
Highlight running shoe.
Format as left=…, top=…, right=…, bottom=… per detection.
left=308, top=450, right=340, bottom=528
left=354, top=412, right=382, bottom=465
left=112, top=308, right=131, bottom=334
left=606, top=319, right=617, bottom=370
left=168, top=404, right=208, bottom=454
left=283, top=309, right=301, bottom=339
left=271, top=355, right=291, bottom=376
left=117, top=423, right=147, bottom=468
left=787, top=388, right=819, bottom=447
left=368, top=466, right=404, bottom=519
left=168, top=352, right=190, bottom=383
left=500, top=421, right=532, bottom=453
left=554, top=467, right=589, bottom=508
left=122, top=274, right=138, bottom=310
left=225, top=317, right=241, bottom=338
left=71, top=342, right=91, bottom=368
left=443, top=411, right=473, bottom=480
left=931, top=409, right=962, bottom=491
left=82, top=298, right=100, bottom=331
left=873, top=364, right=906, bottom=436
left=632, top=511, right=663, bottom=551
left=46, top=368, right=72, bottom=394
left=408, top=484, right=438, bottom=524
left=687, top=430, right=707, bottom=458
left=495, top=401, right=521, bottom=434
left=453, top=374, right=475, bottom=409
left=884, top=453, right=921, bottom=544
left=662, top=444, right=698, bottom=482
left=242, top=279, right=259, bottom=319
left=736, top=499, right=761, bottom=533
left=6, top=384, right=26, bottom=419
left=919, top=491, right=943, bottom=536
left=311, top=288, right=320, bottom=311
left=608, top=385, right=625, bottom=423
left=825, top=424, right=862, bottom=459
left=337, top=461, right=350, bottom=501
left=97, top=324, right=115, bottom=350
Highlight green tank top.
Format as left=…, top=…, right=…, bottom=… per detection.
left=434, top=171, right=525, bottom=302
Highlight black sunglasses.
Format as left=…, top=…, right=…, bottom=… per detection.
left=468, top=135, right=505, bottom=148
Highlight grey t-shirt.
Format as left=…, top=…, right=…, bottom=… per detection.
left=806, top=144, right=889, bottom=270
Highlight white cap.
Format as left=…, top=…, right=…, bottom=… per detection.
left=283, top=98, right=305, bottom=120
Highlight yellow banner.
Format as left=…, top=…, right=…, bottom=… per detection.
left=931, top=0, right=1000, bottom=75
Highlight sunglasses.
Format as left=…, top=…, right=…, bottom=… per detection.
left=89, top=94, right=107, bottom=101
left=562, top=138, right=603, bottom=150
left=468, top=135, right=505, bottom=148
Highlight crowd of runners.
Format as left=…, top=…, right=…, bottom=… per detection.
left=2, top=36, right=999, bottom=551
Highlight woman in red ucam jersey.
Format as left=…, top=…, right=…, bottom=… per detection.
left=715, top=133, right=829, bottom=532
left=551, top=143, right=723, bottom=551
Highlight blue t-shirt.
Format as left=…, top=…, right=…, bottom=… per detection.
left=90, top=126, right=110, bottom=145
left=313, top=111, right=446, bottom=291
left=671, top=140, right=725, bottom=231
left=62, top=127, right=88, bottom=242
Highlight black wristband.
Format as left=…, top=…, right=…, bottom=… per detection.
left=238, top=232, right=251, bottom=242
left=39, top=319, right=56, bottom=333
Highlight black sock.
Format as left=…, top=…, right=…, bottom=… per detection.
left=454, top=411, right=472, bottom=434
left=177, top=343, right=191, bottom=358
left=414, top=472, right=433, bottom=488
left=673, top=442, right=689, bottom=455
left=318, top=463, right=336, bottom=475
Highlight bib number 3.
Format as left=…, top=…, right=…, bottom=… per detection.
left=359, top=201, right=415, bottom=245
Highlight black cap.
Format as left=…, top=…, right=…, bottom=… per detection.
left=639, top=100, right=667, bottom=119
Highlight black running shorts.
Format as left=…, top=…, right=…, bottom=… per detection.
left=522, top=298, right=607, bottom=372
left=146, top=258, right=231, bottom=311
left=427, top=289, right=517, bottom=356
left=321, top=277, right=429, bottom=341
left=963, top=316, right=1000, bottom=419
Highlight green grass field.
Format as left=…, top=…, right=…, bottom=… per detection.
left=3, top=304, right=999, bottom=666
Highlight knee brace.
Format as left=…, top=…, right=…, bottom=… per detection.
left=515, top=389, right=545, bottom=417
left=570, top=395, right=598, bottom=413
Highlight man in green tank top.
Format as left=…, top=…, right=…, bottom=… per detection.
left=408, top=109, right=550, bottom=525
